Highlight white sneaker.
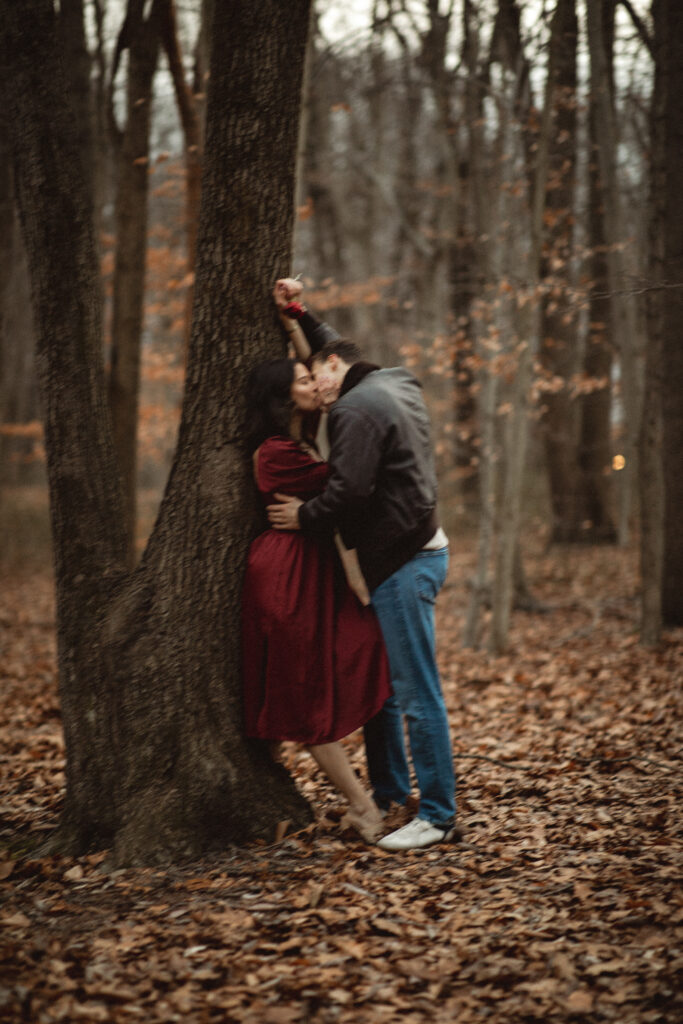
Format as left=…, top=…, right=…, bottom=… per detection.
left=377, top=816, right=455, bottom=851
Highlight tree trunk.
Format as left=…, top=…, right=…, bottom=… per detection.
left=0, top=0, right=313, bottom=865
left=580, top=105, right=617, bottom=543
left=655, top=0, right=683, bottom=626
left=489, top=0, right=556, bottom=653
left=158, top=0, right=203, bottom=353
left=108, top=0, right=162, bottom=564
left=537, top=0, right=582, bottom=542
left=58, top=0, right=95, bottom=214
left=639, top=0, right=666, bottom=646
left=586, top=0, right=639, bottom=545
left=0, top=121, right=40, bottom=486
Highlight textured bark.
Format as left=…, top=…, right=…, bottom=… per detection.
left=537, top=0, right=582, bottom=542
left=0, top=0, right=313, bottom=865
left=580, top=146, right=617, bottom=543
left=639, top=1, right=665, bottom=644
left=655, top=0, right=683, bottom=626
left=0, top=117, right=39, bottom=484
left=108, top=0, right=162, bottom=564
left=586, top=0, right=637, bottom=545
left=58, top=0, right=95, bottom=214
left=489, top=0, right=556, bottom=653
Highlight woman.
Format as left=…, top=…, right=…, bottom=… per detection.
left=241, top=356, right=391, bottom=842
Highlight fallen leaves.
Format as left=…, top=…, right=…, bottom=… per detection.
left=1, top=545, right=682, bottom=1023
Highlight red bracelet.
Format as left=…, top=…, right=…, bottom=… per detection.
left=283, top=302, right=306, bottom=320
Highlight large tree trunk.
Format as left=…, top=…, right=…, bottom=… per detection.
left=108, top=0, right=162, bottom=564
left=0, top=0, right=313, bottom=865
left=656, top=0, right=683, bottom=626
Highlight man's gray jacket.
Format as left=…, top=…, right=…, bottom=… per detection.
left=298, top=360, right=440, bottom=592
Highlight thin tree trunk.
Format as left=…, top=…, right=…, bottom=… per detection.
left=538, top=0, right=582, bottom=542
left=639, top=306, right=663, bottom=644
left=0, top=0, right=313, bottom=865
left=638, top=0, right=666, bottom=645
left=108, top=0, right=161, bottom=565
left=462, top=352, right=497, bottom=647
left=489, top=0, right=557, bottom=653
left=586, top=0, right=639, bottom=545
left=158, top=0, right=202, bottom=353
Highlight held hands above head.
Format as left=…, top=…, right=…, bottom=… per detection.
left=273, top=277, right=304, bottom=311
left=274, top=277, right=312, bottom=362
left=267, top=493, right=303, bottom=530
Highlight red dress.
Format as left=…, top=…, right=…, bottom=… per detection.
left=242, top=437, right=391, bottom=744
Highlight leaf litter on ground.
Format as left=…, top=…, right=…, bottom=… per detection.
left=0, top=540, right=681, bottom=1023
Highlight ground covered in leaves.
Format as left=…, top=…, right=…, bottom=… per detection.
left=1, top=540, right=681, bottom=1023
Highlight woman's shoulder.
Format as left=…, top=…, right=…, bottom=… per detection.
left=257, top=435, right=303, bottom=465
left=256, top=435, right=318, bottom=474
left=259, top=435, right=298, bottom=454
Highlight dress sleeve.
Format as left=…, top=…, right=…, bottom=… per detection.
left=257, top=437, right=329, bottom=498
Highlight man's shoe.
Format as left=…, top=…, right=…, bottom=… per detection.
left=377, top=816, right=455, bottom=851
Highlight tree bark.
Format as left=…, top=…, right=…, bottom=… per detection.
left=638, top=1, right=665, bottom=645
left=655, top=0, right=683, bottom=626
left=537, top=0, right=582, bottom=542
left=0, top=106, right=41, bottom=486
left=0, top=0, right=313, bottom=865
left=489, top=0, right=555, bottom=653
left=58, top=0, right=95, bottom=215
left=108, top=0, right=162, bottom=564
left=158, top=0, right=203, bottom=353
left=586, top=0, right=638, bottom=545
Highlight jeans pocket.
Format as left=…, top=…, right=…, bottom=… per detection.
left=415, top=551, right=448, bottom=603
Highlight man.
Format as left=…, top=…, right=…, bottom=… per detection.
left=267, top=279, right=456, bottom=851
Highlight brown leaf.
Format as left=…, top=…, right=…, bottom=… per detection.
left=308, top=882, right=325, bottom=907
left=274, top=819, right=291, bottom=843
left=2, top=911, right=30, bottom=928
left=567, top=990, right=594, bottom=1014
left=169, top=984, right=194, bottom=1013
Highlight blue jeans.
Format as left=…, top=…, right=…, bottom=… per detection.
left=364, top=547, right=455, bottom=828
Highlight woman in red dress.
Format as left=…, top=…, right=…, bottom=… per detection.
left=242, top=358, right=391, bottom=841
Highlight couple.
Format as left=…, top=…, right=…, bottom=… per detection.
left=242, top=278, right=456, bottom=851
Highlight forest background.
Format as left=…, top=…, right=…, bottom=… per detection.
left=0, top=1, right=681, bottom=1022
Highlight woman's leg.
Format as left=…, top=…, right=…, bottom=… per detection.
left=307, top=740, right=383, bottom=840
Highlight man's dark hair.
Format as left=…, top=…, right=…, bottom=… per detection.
left=311, top=337, right=362, bottom=366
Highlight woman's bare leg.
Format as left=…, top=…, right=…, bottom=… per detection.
left=307, top=740, right=384, bottom=840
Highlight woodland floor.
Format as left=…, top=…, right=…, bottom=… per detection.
left=0, top=524, right=682, bottom=1023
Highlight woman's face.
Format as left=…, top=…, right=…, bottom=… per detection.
left=290, top=363, right=320, bottom=412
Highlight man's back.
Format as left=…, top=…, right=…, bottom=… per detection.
left=315, top=366, right=440, bottom=590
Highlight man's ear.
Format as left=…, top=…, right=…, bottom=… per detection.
left=327, top=354, right=339, bottom=372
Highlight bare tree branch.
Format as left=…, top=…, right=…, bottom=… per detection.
left=617, top=0, right=654, bottom=57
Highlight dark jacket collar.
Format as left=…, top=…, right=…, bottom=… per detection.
left=339, top=361, right=380, bottom=398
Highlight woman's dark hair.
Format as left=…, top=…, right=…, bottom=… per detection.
left=246, top=358, right=296, bottom=452
left=246, top=358, right=318, bottom=453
